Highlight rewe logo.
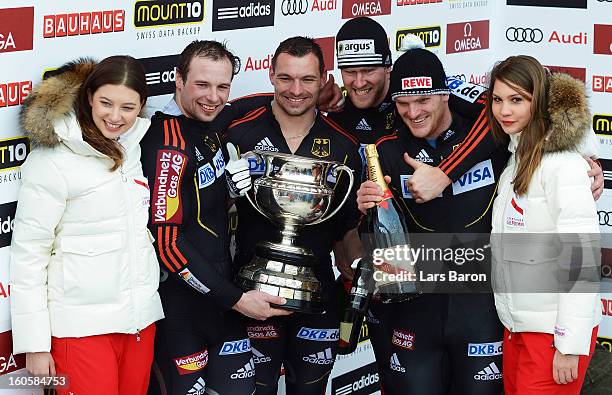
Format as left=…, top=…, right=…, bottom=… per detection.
left=303, top=348, right=335, bottom=365
left=389, top=353, right=405, bottom=372
left=401, top=77, right=432, bottom=90
left=213, top=0, right=275, bottom=31
left=255, top=137, right=279, bottom=152
left=452, top=159, right=494, bottom=195
left=231, top=359, right=256, bottom=379
left=342, top=0, right=391, bottom=19
left=474, top=362, right=502, bottom=380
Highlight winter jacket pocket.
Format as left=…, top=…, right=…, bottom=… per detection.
left=61, top=232, right=123, bottom=305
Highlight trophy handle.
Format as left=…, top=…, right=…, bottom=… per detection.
left=241, top=150, right=275, bottom=222
left=309, top=164, right=354, bottom=226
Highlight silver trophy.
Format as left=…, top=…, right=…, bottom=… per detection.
left=236, top=151, right=354, bottom=314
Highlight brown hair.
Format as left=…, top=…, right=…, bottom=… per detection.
left=177, top=40, right=240, bottom=82
left=485, top=55, right=550, bottom=195
left=75, top=55, right=148, bottom=171
left=272, top=36, right=325, bottom=76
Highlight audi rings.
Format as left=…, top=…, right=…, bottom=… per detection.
left=281, top=0, right=308, bottom=15
left=599, top=211, right=612, bottom=226
left=505, top=27, right=544, bottom=43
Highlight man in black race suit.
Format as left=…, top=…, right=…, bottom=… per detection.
left=356, top=40, right=603, bottom=395
left=141, top=41, right=292, bottom=395
left=224, top=37, right=362, bottom=395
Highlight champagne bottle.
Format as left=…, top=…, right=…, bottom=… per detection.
left=337, top=256, right=374, bottom=355
left=362, top=144, right=416, bottom=298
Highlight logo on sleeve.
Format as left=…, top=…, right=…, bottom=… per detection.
left=468, top=341, right=502, bottom=357
left=219, top=339, right=251, bottom=355
left=213, top=149, right=225, bottom=177
left=197, top=163, right=215, bottom=189
left=174, top=349, right=208, bottom=375
left=451, top=159, right=494, bottom=195
left=152, top=150, right=186, bottom=223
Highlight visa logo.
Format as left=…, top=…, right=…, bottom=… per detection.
left=452, top=159, right=494, bottom=195
left=219, top=339, right=251, bottom=355
left=248, top=156, right=265, bottom=175
left=197, top=163, right=215, bottom=189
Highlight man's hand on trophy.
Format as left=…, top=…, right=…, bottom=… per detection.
left=232, top=290, right=293, bottom=320
left=226, top=142, right=252, bottom=198
left=356, top=176, right=391, bottom=214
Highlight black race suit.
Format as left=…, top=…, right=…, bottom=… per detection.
left=224, top=103, right=362, bottom=395
left=371, top=103, right=510, bottom=395
left=142, top=96, right=272, bottom=395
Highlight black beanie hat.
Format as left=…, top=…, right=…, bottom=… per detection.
left=390, top=37, right=449, bottom=100
left=336, top=17, right=392, bottom=69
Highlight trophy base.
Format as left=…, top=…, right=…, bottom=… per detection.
left=236, top=243, right=324, bottom=314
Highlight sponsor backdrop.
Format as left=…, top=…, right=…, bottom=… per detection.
left=0, top=0, right=610, bottom=393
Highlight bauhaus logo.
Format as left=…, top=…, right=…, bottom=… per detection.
left=331, top=362, right=380, bottom=395
left=593, top=24, right=612, bottom=55
left=0, top=7, right=34, bottom=54
left=138, top=54, right=179, bottom=97
left=593, top=75, right=612, bottom=93
left=134, top=0, right=204, bottom=28
left=342, top=0, right=391, bottom=19
left=0, top=81, right=31, bottom=108
left=396, top=26, right=441, bottom=50
left=0, top=201, right=17, bottom=249
left=281, top=0, right=337, bottom=16
left=446, top=20, right=489, bottom=54
left=43, top=10, right=125, bottom=38
left=594, top=114, right=612, bottom=136
left=507, top=0, right=586, bottom=8
left=212, top=0, right=274, bottom=31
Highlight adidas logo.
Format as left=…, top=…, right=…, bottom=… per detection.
left=231, top=358, right=255, bottom=379
left=194, top=146, right=204, bottom=162
left=252, top=347, right=272, bottom=364
left=255, top=137, right=279, bottom=152
left=415, top=149, right=434, bottom=163
left=302, top=347, right=335, bottom=365
left=187, top=377, right=206, bottom=395
left=356, top=118, right=372, bottom=131
left=365, top=310, right=380, bottom=325
left=474, top=362, right=502, bottom=381
left=389, top=353, right=405, bottom=372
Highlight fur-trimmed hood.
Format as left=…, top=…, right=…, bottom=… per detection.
left=20, top=58, right=97, bottom=148
left=509, top=73, right=592, bottom=155
left=542, top=72, right=591, bottom=153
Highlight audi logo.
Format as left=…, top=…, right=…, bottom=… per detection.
left=599, top=211, right=612, bottom=226
left=597, top=0, right=612, bottom=2
left=505, top=27, right=544, bottom=43
left=281, top=0, right=308, bottom=15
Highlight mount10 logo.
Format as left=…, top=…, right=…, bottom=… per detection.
left=212, top=1, right=274, bottom=31
left=134, top=0, right=204, bottom=28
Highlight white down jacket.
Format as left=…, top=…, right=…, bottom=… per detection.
left=10, top=63, right=163, bottom=354
left=491, top=73, right=601, bottom=356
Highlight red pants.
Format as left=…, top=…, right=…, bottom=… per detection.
left=503, top=327, right=597, bottom=395
left=51, top=324, right=155, bottom=395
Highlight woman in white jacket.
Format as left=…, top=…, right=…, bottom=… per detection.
left=486, top=55, right=600, bottom=395
left=10, top=56, right=164, bottom=395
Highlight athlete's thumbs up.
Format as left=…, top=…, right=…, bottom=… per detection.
left=402, top=152, right=451, bottom=204
left=225, top=142, right=251, bottom=198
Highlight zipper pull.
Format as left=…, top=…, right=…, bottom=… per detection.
left=136, top=329, right=141, bottom=342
